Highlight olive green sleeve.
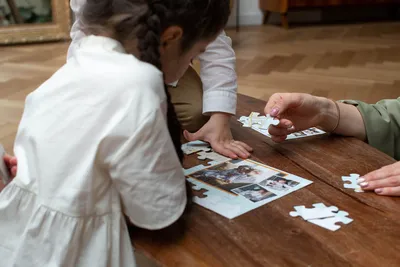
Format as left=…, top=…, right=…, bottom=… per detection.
left=341, top=97, right=400, bottom=160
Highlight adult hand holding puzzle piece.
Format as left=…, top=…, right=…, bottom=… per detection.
left=183, top=112, right=253, bottom=159
left=263, top=93, right=366, bottom=143
left=264, top=92, right=400, bottom=196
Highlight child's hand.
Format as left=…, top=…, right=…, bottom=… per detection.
left=4, top=155, right=17, bottom=178
left=183, top=113, right=253, bottom=159
left=358, top=161, right=400, bottom=196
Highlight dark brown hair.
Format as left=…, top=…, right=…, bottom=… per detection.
left=81, top=0, right=230, bottom=162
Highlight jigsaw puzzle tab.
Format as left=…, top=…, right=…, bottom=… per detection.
left=308, top=211, right=353, bottom=231
left=197, top=151, right=230, bottom=163
left=289, top=203, right=339, bottom=220
left=181, top=141, right=211, bottom=155
left=342, top=173, right=364, bottom=193
left=260, top=115, right=279, bottom=130
left=188, top=181, right=208, bottom=199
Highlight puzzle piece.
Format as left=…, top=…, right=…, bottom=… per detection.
left=181, top=141, right=211, bottom=155
left=183, top=164, right=208, bottom=176
left=289, top=203, right=339, bottom=220
left=308, top=211, right=353, bottom=231
left=188, top=181, right=208, bottom=198
left=246, top=112, right=260, bottom=127
left=260, top=115, right=280, bottom=130
left=197, top=151, right=230, bottom=163
left=342, top=173, right=364, bottom=193
left=0, top=145, right=11, bottom=185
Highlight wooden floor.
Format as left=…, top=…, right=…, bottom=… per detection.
left=0, top=22, right=399, bottom=154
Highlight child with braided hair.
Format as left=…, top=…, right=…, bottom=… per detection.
left=70, top=0, right=253, bottom=160
left=0, top=0, right=231, bottom=266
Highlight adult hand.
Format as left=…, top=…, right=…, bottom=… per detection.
left=183, top=112, right=253, bottom=159
left=264, top=93, right=337, bottom=142
left=1, top=155, right=17, bottom=184
left=358, top=161, right=400, bottom=196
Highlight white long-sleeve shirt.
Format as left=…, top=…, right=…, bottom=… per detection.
left=68, top=0, right=238, bottom=115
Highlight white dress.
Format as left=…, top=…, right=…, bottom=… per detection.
left=0, top=36, right=187, bottom=267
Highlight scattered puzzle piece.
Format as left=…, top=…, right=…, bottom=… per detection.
left=181, top=141, right=211, bottom=155
left=197, top=151, right=230, bottom=163
left=342, top=173, right=364, bottom=193
left=289, top=203, right=339, bottom=220
left=308, top=211, right=353, bottom=231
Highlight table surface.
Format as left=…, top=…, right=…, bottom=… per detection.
left=132, top=94, right=400, bottom=267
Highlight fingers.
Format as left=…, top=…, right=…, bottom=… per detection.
left=3, top=155, right=17, bottom=177
left=271, top=135, right=288, bottom=143
left=374, top=186, right=400, bottom=196
left=183, top=130, right=202, bottom=142
left=268, top=119, right=293, bottom=136
left=358, top=175, right=400, bottom=192
left=264, top=93, right=303, bottom=117
left=10, top=157, right=17, bottom=167
left=228, top=141, right=251, bottom=158
left=232, top=141, right=253, bottom=152
left=268, top=119, right=295, bottom=143
left=212, top=142, right=238, bottom=159
left=210, top=140, right=252, bottom=160
left=362, top=163, right=399, bottom=182
left=11, top=166, right=17, bottom=177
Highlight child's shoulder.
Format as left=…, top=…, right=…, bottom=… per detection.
left=74, top=36, right=166, bottom=102
left=118, top=56, right=164, bottom=94
left=111, top=57, right=166, bottom=108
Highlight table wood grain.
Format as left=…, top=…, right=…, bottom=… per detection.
left=132, top=94, right=399, bottom=267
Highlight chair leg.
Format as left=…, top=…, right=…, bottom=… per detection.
left=281, top=12, right=289, bottom=29
left=262, top=11, right=271, bottom=25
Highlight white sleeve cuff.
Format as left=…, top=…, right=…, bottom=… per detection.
left=203, top=90, right=237, bottom=115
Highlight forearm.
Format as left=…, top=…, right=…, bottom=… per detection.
left=318, top=97, right=367, bottom=141
left=198, top=31, right=237, bottom=115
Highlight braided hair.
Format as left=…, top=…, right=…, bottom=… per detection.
left=82, top=0, right=230, bottom=163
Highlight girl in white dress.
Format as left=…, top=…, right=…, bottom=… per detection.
left=0, top=0, right=230, bottom=266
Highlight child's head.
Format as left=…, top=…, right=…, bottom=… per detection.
left=82, top=0, right=231, bottom=83
left=81, top=0, right=230, bottom=164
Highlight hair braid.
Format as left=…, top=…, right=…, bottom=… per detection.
left=135, top=2, right=184, bottom=163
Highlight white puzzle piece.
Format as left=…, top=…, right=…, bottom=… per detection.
left=181, top=141, right=211, bottom=155
left=308, top=211, right=353, bottom=231
left=0, top=145, right=11, bottom=185
left=183, top=164, right=208, bottom=176
left=342, top=173, right=364, bottom=193
left=289, top=203, right=339, bottom=220
left=197, top=151, right=230, bottom=163
left=260, top=115, right=279, bottom=130
left=238, top=111, right=325, bottom=140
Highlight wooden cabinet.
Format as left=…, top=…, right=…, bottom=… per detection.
left=259, top=0, right=400, bottom=28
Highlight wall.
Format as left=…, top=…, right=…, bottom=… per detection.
left=227, top=0, right=263, bottom=26
left=227, top=0, right=397, bottom=27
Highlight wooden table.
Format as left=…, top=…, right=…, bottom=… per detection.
left=131, top=94, right=400, bottom=267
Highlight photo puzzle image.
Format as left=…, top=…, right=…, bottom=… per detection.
left=186, top=158, right=313, bottom=219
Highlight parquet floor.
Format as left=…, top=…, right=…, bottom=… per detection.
left=231, top=22, right=400, bottom=102
left=0, top=22, right=400, bottom=155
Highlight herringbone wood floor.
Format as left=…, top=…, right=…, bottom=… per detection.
left=0, top=22, right=399, bottom=154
